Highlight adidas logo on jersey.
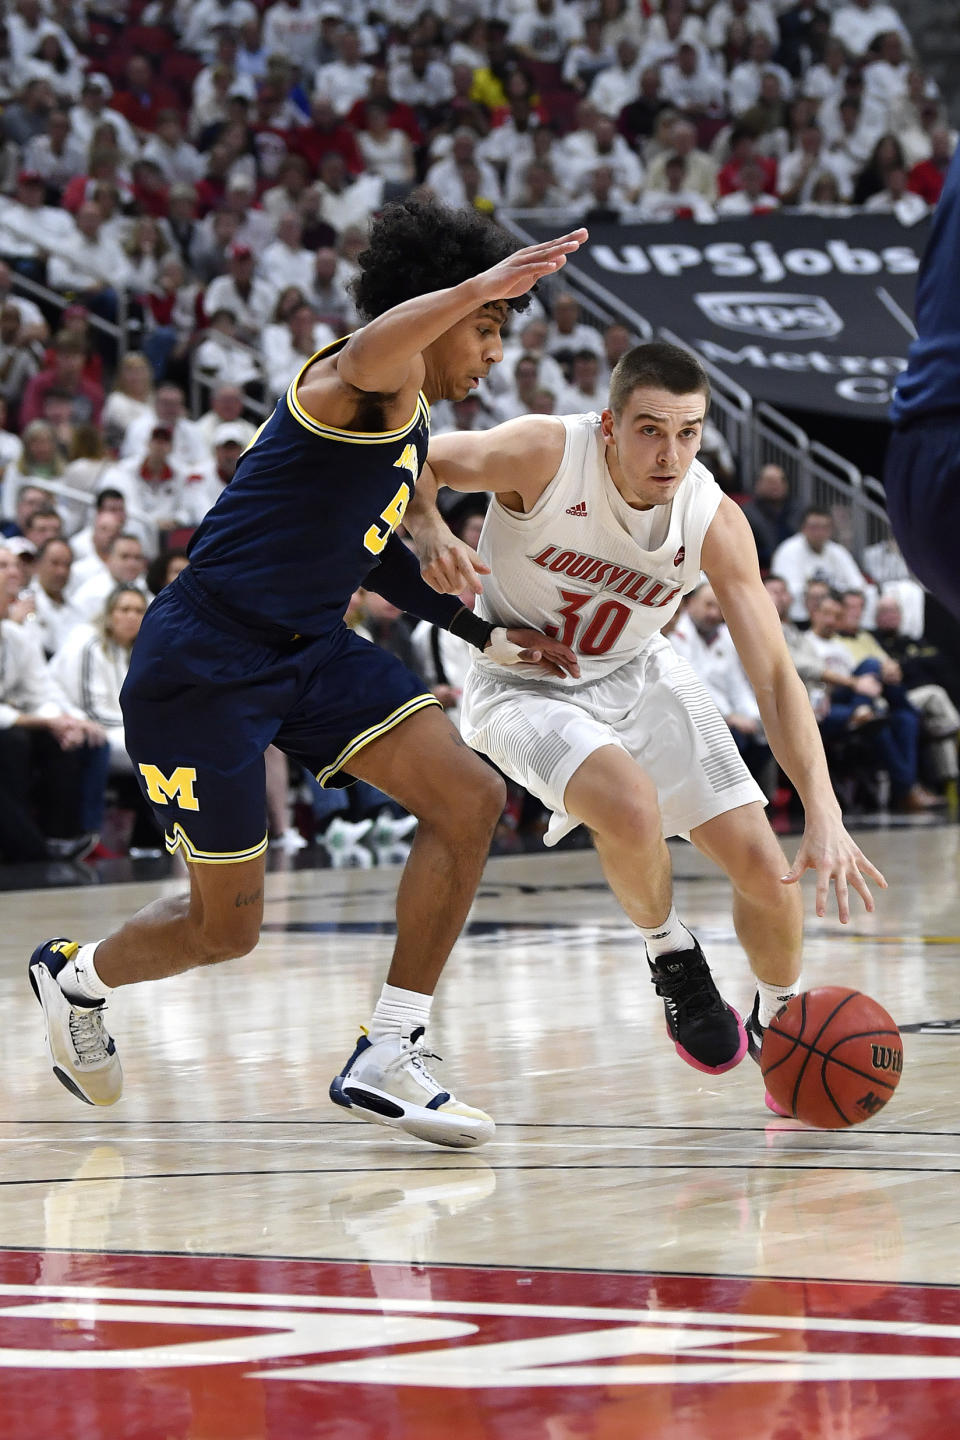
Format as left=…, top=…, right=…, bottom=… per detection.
left=565, top=501, right=588, bottom=517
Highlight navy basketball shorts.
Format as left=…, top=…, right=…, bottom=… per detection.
left=884, top=417, right=960, bottom=622
left=121, top=580, right=440, bottom=864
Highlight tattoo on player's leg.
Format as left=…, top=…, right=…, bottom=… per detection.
left=234, top=888, right=263, bottom=908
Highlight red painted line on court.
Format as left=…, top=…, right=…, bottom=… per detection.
left=2, top=1250, right=959, bottom=1438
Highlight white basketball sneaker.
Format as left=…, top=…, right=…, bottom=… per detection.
left=28, top=939, right=122, bottom=1106
left=330, top=1025, right=495, bottom=1149
left=320, top=817, right=374, bottom=868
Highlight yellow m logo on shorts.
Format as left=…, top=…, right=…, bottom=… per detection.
left=138, top=764, right=200, bottom=811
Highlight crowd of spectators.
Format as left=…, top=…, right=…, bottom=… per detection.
left=0, top=0, right=956, bottom=866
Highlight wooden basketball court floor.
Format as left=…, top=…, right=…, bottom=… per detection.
left=2, top=821, right=960, bottom=1438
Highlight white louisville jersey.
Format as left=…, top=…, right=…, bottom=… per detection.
left=475, top=412, right=723, bottom=686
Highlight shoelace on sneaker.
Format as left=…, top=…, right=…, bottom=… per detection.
left=68, top=1006, right=110, bottom=1064
left=652, top=958, right=725, bottom=1024
left=382, top=1034, right=446, bottom=1098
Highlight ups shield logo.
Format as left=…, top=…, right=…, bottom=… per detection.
left=694, top=291, right=844, bottom=339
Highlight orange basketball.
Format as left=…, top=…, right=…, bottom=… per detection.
left=760, top=987, right=903, bottom=1128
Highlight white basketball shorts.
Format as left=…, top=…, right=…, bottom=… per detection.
left=461, top=637, right=766, bottom=846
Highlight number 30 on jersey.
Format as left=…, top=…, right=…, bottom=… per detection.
left=363, top=444, right=418, bottom=556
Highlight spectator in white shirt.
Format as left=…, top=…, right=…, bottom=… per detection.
left=641, top=0, right=706, bottom=66
left=863, top=166, right=930, bottom=225
left=388, top=42, right=454, bottom=115
left=99, top=440, right=204, bottom=564
left=69, top=73, right=140, bottom=165
left=565, top=111, right=644, bottom=201
left=728, top=34, right=794, bottom=117
left=355, top=100, right=416, bottom=189
left=771, top=506, right=871, bottom=621
left=777, top=122, right=850, bottom=203
left=489, top=315, right=566, bottom=402
left=203, top=244, right=278, bottom=347
left=670, top=582, right=774, bottom=794
left=193, top=383, right=256, bottom=454
left=477, top=90, right=542, bottom=184
left=562, top=17, right=616, bottom=94
left=262, top=0, right=322, bottom=58
left=830, top=0, right=911, bottom=60
left=705, top=0, right=779, bottom=51
left=588, top=38, right=642, bottom=120
left=634, top=153, right=719, bottom=221
left=140, top=109, right=206, bottom=185
left=264, top=302, right=336, bottom=399
left=315, top=27, right=375, bottom=118
left=507, top=0, right=583, bottom=63
left=27, top=535, right=84, bottom=656
left=545, top=292, right=606, bottom=373
left=22, top=107, right=86, bottom=194
left=0, top=169, right=74, bottom=272
left=260, top=212, right=317, bottom=296
left=558, top=348, right=610, bottom=415
left=802, top=36, right=850, bottom=108
left=862, top=29, right=911, bottom=114
left=22, top=27, right=85, bottom=102
left=194, top=309, right=263, bottom=392
left=49, top=583, right=149, bottom=777
left=505, top=128, right=565, bottom=205
left=315, top=152, right=385, bottom=236
left=47, top=201, right=132, bottom=298
left=0, top=542, right=106, bottom=861
left=121, top=383, right=210, bottom=471
left=424, top=129, right=503, bottom=212
left=259, top=155, right=316, bottom=224
left=8, top=5, right=79, bottom=68
left=658, top=44, right=727, bottom=120
left=182, top=0, right=259, bottom=59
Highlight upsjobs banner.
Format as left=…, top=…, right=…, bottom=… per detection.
left=520, top=213, right=931, bottom=417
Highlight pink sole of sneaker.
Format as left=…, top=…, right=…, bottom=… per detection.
left=765, top=1091, right=795, bottom=1119
left=670, top=1007, right=748, bottom=1075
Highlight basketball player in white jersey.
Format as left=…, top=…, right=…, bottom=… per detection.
left=406, top=341, right=887, bottom=1103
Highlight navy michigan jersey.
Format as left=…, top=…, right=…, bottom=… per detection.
left=187, top=336, right=430, bottom=639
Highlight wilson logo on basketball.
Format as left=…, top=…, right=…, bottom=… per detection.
left=871, top=1045, right=903, bottom=1073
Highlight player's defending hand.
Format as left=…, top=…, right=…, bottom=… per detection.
left=781, top=812, right=887, bottom=925
left=419, top=532, right=490, bottom=596
left=485, top=627, right=580, bottom=680
left=472, top=229, right=588, bottom=304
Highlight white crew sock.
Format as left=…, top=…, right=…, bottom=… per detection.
left=756, top=977, right=801, bottom=1028
left=639, top=906, right=694, bottom=960
left=368, top=982, right=433, bottom=1040
left=58, top=941, right=113, bottom=1004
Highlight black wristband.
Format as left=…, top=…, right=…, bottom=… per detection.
left=448, top=606, right=496, bottom=651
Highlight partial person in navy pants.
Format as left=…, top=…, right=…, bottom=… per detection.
left=885, top=141, right=960, bottom=620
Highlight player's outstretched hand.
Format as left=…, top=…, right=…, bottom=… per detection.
left=484, top=626, right=580, bottom=680
left=781, top=813, right=887, bottom=924
left=474, top=229, right=588, bottom=304
left=419, top=533, right=491, bottom=596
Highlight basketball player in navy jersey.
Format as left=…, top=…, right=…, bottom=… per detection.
left=28, top=200, right=586, bottom=1150
left=885, top=141, right=960, bottom=621
left=407, top=341, right=886, bottom=1112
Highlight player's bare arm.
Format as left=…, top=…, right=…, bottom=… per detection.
left=702, top=496, right=887, bottom=923
left=406, top=417, right=567, bottom=595
left=296, top=230, right=587, bottom=432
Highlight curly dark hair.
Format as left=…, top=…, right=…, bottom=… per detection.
left=351, top=196, right=536, bottom=321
